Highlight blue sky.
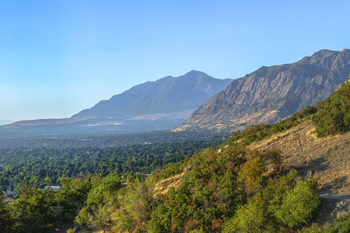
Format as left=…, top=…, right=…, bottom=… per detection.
left=0, top=0, right=349, bottom=121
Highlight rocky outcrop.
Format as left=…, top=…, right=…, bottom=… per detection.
left=174, top=49, right=350, bottom=132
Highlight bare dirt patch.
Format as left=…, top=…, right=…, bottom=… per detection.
left=249, top=120, right=350, bottom=194
left=153, top=172, right=185, bottom=198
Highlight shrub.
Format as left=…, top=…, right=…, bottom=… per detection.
left=312, top=80, right=350, bottom=137
left=298, top=223, right=323, bottom=233
left=323, top=212, right=350, bottom=233
left=271, top=178, right=320, bottom=228
left=222, top=199, right=266, bottom=233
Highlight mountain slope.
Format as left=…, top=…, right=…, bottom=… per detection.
left=0, top=120, right=13, bottom=126
left=248, top=120, right=350, bottom=194
left=220, top=78, right=350, bottom=225
left=73, top=70, right=232, bottom=119
left=174, top=49, right=350, bottom=132
left=226, top=77, right=350, bottom=195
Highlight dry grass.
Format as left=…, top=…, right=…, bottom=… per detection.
left=249, top=120, right=350, bottom=194
left=153, top=172, right=186, bottom=198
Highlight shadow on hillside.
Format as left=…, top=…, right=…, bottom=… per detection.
left=289, top=157, right=329, bottom=177
left=316, top=176, right=350, bottom=226
left=321, top=176, right=348, bottom=193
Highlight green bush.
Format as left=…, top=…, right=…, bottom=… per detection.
left=298, top=223, right=323, bottom=233
left=312, top=80, right=350, bottom=137
left=222, top=199, right=266, bottom=233
left=323, top=212, right=350, bottom=233
left=271, top=178, right=320, bottom=228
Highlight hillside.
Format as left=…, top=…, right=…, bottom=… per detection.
left=225, top=77, right=350, bottom=195
left=174, top=48, right=350, bottom=132
left=3, top=74, right=350, bottom=233
left=249, top=120, right=350, bottom=194
left=149, top=119, right=350, bottom=229
left=137, top=77, right=350, bottom=232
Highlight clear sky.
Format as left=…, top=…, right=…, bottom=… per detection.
left=0, top=0, right=349, bottom=121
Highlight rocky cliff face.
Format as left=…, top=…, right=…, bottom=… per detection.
left=174, top=49, right=350, bottom=132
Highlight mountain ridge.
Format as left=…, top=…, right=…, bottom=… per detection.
left=73, top=70, right=232, bottom=119
left=174, top=48, right=350, bottom=132
left=1, top=70, right=232, bottom=134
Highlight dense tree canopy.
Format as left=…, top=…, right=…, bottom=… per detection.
left=0, top=138, right=224, bottom=194
left=0, top=136, right=347, bottom=232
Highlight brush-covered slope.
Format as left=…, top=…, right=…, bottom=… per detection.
left=73, top=70, right=232, bottom=119
left=241, top=117, right=350, bottom=226
left=175, top=49, right=350, bottom=132
left=228, top=77, right=350, bottom=195
left=138, top=125, right=323, bottom=232
left=141, top=78, right=350, bottom=232
left=249, top=120, right=350, bottom=194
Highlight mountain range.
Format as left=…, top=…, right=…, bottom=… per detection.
left=174, top=49, right=350, bottom=132
left=73, top=70, right=232, bottom=120
left=0, top=120, right=13, bottom=126
left=2, top=48, right=350, bottom=136
left=0, top=71, right=231, bottom=134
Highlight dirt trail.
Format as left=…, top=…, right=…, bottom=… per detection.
left=317, top=193, right=350, bottom=225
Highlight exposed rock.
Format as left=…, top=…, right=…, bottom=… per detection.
left=174, top=49, right=350, bottom=132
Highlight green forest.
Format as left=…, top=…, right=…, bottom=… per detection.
left=1, top=141, right=349, bottom=233
left=0, top=137, right=225, bottom=194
